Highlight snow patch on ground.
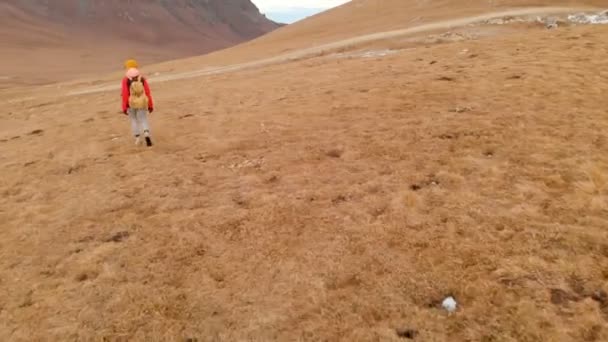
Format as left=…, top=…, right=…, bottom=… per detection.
left=329, top=49, right=404, bottom=60
left=479, top=10, right=608, bottom=27
left=481, top=16, right=527, bottom=25
left=567, top=11, right=608, bottom=25
left=358, top=49, right=400, bottom=58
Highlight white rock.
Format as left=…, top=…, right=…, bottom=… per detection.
left=442, top=296, right=457, bottom=313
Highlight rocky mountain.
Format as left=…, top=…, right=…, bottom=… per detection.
left=0, top=0, right=281, bottom=83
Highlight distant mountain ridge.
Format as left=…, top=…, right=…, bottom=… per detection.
left=0, top=0, right=282, bottom=83
left=2, top=0, right=280, bottom=47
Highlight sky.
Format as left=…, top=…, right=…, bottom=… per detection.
left=252, top=0, right=351, bottom=24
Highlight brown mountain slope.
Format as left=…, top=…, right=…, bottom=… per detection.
left=0, top=0, right=280, bottom=84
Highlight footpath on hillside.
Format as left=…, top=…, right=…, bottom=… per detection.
left=67, top=6, right=600, bottom=96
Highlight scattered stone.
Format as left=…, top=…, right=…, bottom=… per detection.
left=106, top=231, right=130, bottom=243
left=484, top=16, right=523, bottom=25
left=18, top=291, right=34, bottom=308
left=438, top=133, right=456, bottom=139
left=449, top=106, right=472, bottom=113
left=232, top=194, right=248, bottom=207
left=429, top=60, right=437, bottom=65
left=425, top=31, right=472, bottom=44
left=40, top=268, right=54, bottom=277
left=442, top=296, right=458, bottom=313
left=437, top=76, right=455, bottom=82
left=194, top=246, right=206, bottom=257
left=568, top=274, right=586, bottom=296
left=550, top=288, right=580, bottom=305
left=582, top=325, right=602, bottom=342
left=545, top=17, right=559, bottom=29
left=75, top=272, right=90, bottom=282
left=591, top=290, right=607, bottom=305
left=410, top=184, right=422, bottom=191
left=29, top=129, right=44, bottom=136
left=396, top=328, right=418, bottom=339
left=77, top=235, right=95, bottom=243
left=266, top=175, right=279, bottom=183
left=326, top=149, right=343, bottom=158
left=229, top=158, right=264, bottom=170
left=179, top=114, right=194, bottom=119
left=332, top=194, right=348, bottom=204
left=67, top=164, right=85, bottom=174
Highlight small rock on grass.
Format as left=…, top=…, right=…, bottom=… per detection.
left=396, top=328, right=418, bottom=339
left=442, top=296, right=457, bottom=313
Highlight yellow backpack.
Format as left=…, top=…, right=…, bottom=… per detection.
left=128, top=76, right=149, bottom=109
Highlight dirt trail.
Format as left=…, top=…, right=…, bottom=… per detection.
left=68, top=6, right=594, bottom=96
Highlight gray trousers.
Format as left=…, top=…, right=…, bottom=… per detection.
left=128, top=108, right=150, bottom=137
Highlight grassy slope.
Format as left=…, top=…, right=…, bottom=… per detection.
left=1, top=21, right=608, bottom=340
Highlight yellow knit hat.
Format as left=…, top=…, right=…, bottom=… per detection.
left=124, top=59, right=138, bottom=69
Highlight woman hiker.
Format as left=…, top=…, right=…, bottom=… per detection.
left=121, top=59, right=154, bottom=146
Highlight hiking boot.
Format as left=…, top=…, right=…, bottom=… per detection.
left=143, top=130, right=152, bottom=146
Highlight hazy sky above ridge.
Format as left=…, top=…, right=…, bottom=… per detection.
left=252, top=0, right=350, bottom=23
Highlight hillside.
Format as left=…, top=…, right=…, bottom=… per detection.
left=2, top=0, right=608, bottom=341
left=0, top=0, right=280, bottom=84
left=142, top=0, right=607, bottom=72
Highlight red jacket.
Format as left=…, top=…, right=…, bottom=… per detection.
left=121, top=76, right=154, bottom=113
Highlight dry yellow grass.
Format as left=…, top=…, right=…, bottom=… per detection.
left=2, top=4, right=608, bottom=342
